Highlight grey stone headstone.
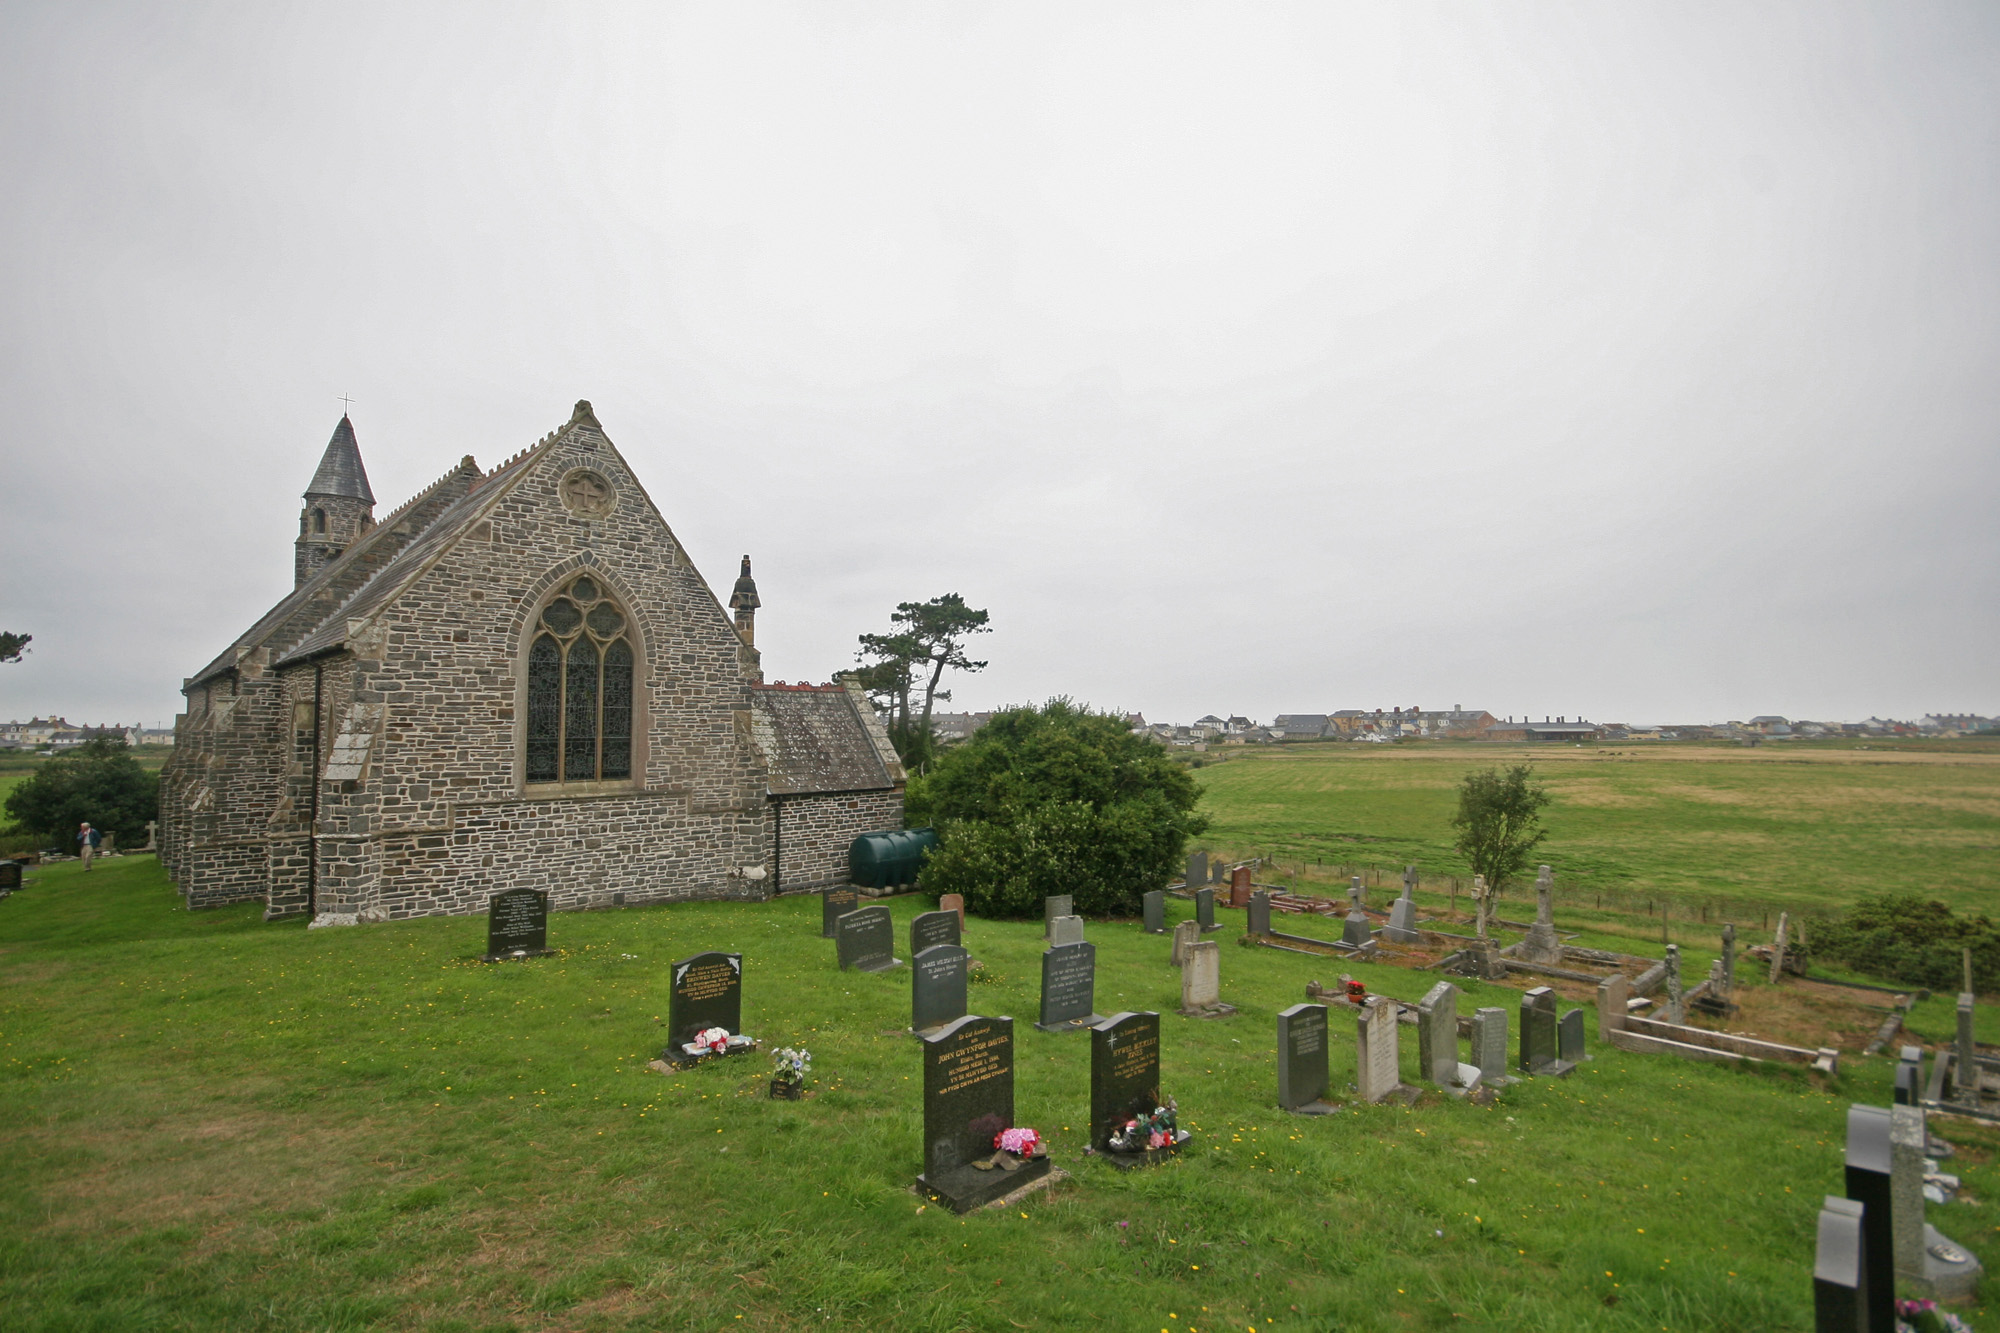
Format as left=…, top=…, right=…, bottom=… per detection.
left=1037, top=941, right=1102, bottom=1032
left=1813, top=1195, right=1867, bottom=1333
left=1472, top=1007, right=1509, bottom=1082
left=911, top=909, right=961, bottom=957
left=1341, top=908, right=1374, bottom=950
left=1348, top=875, right=1365, bottom=913
left=1211, top=860, right=1227, bottom=885
left=1416, top=981, right=1460, bottom=1086
left=1890, top=1104, right=1927, bottom=1284
left=1597, top=972, right=1630, bottom=1039
left=1557, top=1007, right=1586, bottom=1064
left=1403, top=864, right=1417, bottom=896
left=1519, top=987, right=1559, bottom=1074
left=1355, top=996, right=1401, bottom=1103
left=1044, top=895, right=1073, bottom=938
left=1663, top=944, right=1686, bottom=1024
left=1246, top=890, right=1272, bottom=938
left=836, top=904, right=901, bottom=972
left=1384, top=893, right=1420, bottom=944
left=1180, top=940, right=1221, bottom=1013
left=1143, top=889, right=1165, bottom=934
left=1277, top=1003, right=1335, bottom=1112
left=1957, top=993, right=1978, bottom=1104
left=1720, top=923, right=1737, bottom=993
left=1195, top=887, right=1217, bottom=932
left=1843, top=1105, right=1895, bottom=1333
left=1049, top=914, right=1086, bottom=947
left=1171, top=919, right=1199, bottom=967
left=1187, top=851, right=1208, bottom=888
left=911, top=943, right=970, bottom=1034
left=1894, top=1047, right=1923, bottom=1106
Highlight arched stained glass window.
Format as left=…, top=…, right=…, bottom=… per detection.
left=524, top=575, right=636, bottom=786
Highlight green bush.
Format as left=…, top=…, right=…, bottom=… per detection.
left=2, top=736, right=159, bottom=848
left=906, top=699, right=1207, bottom=919
left=1812, top=895, right=1999, bottom=993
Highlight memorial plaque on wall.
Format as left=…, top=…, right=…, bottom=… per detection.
left=668, top=951, right=743, bottom=1050
left=918, top=1014, right=1049, bottom=1213
left=821, top=886, right=860, bottom=939
left=911, top=943, right=970, bottom=1034
left=911, top=909, right=961, bottom=957
left=1091, top=1011, right=1181, bottom=1168
left=1037, top=941, right=1103, bottom=1032
left=1277, top=1003, right=1337, bottom=1113
left=836, top=904, right=901, bottom=972
left=484, top=888, right=553, bottom=962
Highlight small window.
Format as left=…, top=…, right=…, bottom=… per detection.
left=313, top=508, right=327, bottom=533
left=525, top=575, right=635, bottom=786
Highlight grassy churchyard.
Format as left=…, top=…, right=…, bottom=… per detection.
left=2, top=845, right=1997, bottom=1330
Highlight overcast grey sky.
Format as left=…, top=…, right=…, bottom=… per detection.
left=2, top=3, right=1995, bottom=729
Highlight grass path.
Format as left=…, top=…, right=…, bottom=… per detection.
left=1, top=857, right=1994, bottom=1330
left=1194, top=740, right=2000, bottom=915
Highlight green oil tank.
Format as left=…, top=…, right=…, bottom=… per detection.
left=848, top=827, right=939, bottom=890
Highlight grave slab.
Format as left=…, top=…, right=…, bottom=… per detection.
left=916, top=1015, right=1049, bottom=1214
left=1036, top=942, right=1104, bottom=1033
left=836, top=904, right=901, bottom=972
left=483, top=887, right=554, bottom=962
left=912, top=943, right=971, bottom=1035
left=1277, top=1003, right=1340, bottom=1114
left=1091, top=1011, right=1189, bottom=1168
left=821, top=887, right=860, bottom=939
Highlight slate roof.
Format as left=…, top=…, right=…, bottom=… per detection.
left=305, top=416, right=376, bottom=503
left=188, top=420, right=565, bottom=687
left=750, top=683, right=900, bottom=795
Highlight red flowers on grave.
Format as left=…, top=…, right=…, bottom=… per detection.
left=694, top=1026, right=731, bottom=1055
left=994, top=1126, right=1043, bottom=1157
left=1344, top=980, right=1367, bottom=1001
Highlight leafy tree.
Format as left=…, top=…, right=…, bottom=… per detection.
left=1814, top=895, right=1999, bottom=993
left=0, top=631, right=28, bottom=663
left=1450, top=764, right=1551, bottom=896
left=907, top=698, right=1207, bottom=919
left=855, top=594, right=989, bottom=773
left=3, top=735, right=158, bottom=847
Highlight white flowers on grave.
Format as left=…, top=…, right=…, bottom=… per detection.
left=771, top=1047, right=812, bottom=1086
left=691, top=1026, right=731, bottom=1056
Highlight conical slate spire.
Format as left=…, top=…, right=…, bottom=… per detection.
left=304, top=416, right=375, bottom=503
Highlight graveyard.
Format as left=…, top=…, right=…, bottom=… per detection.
left=2, top=852, right=1995, bottom=1330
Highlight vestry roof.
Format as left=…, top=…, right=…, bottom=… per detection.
left=305, top=416, right=376, bottom=503
left=749, top=683, right=902, bottom=795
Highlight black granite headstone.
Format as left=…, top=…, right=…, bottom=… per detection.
left=1142, top=889, right=1165, bottom=934
left=821, top=886, right=860, bottom=939
left=1519, top=987, right=1568, bottom=1076
left=1195, top=887, right=1217, bottom=932
left=1092, top=1011, right=1183, bottom=1168
left=1036, top=941, right=1103, bottom=1032
left=911, top=909, right=961, bottom=957
left=1247, top=890, right=1272, bottom=938
left=1557, top=1008, right=1586, bottom=1064
left=0, top=860, right=21, bottom=892
left=483, top=888, right=553, bottom=962
left=917, top=1014, right=1048, bottom=1213
left=667, top=951, right=743, bottom=1052
left=1277, top=1002, right=1339, bottom=1113
left=1842, top=1104, right=1893, bottom=1333
left=836, top=904, right=900, bottom=972
left=1813, top=1196, right=1867, bottom=1333
left=912, top=943, right=970, bottom=1034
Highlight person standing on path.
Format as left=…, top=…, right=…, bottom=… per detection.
left=77, top=821, right=100, bottom=871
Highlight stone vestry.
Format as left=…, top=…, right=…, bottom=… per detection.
left=160, top=401, right=904, bottom=923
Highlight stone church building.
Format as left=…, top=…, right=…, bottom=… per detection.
left=161, top=401, right=904, bottom=923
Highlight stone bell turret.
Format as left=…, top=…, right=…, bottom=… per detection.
left=294, top=415, right=376, bottom=587
left=729, top=555, right=760, bottom=647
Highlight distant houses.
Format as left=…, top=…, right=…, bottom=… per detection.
left=0, top=719, right=173, bottom=750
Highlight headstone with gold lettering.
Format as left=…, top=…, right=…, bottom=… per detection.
left=663, top=951, right=753, bottom=1064
left=917, top=1014, right=1048, bottom=1213
left=821, top=886, right=859, bottom=939
left=1091, top=1011, right=1187, bottom=1168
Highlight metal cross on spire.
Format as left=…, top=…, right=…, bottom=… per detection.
left=338, top=393, right=355, bottom=416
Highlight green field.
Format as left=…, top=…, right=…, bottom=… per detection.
left=1, top=855, right=1994, bottom=1331
left=1193, top=740, right=2000, bottom=917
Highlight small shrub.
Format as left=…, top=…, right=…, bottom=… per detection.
left=1813, top=895, right=1999, bottom=992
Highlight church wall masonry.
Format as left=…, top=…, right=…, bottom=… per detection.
left=162, top=402, right=903, bottom=924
